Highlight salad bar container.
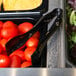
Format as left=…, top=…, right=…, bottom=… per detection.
left=0, top=0, right=64, bottom=68
left=0, top=0, right=71, bottom=69
left=0, top=0, right=49, bottom=68
left=2, top=0, right=76, bottom=75
left=0, top=17, right=48, bottom=67
left=0, top=0, right=48, bottom=17
left=0, top=0, right=67, bottom=69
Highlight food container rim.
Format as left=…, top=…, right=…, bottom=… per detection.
left=0, top=0, right=48, bottom=14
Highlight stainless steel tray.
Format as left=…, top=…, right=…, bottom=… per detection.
left=0, top=0, right=72, bottom=75
left=47, top=0, right=65, bottom=68
left=0, top=0, right=66, bottom=72
left=0, top=68, right=75, bottom=76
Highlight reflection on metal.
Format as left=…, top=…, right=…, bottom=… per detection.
left=40, top=69, right=48, bottom=76
left=47, top=0, right=65, bottom=68
left=11, top=69, right=17, bottom=76
left=73, top=69, right=76, bottom=76
left=0, top=68, right=76, bottom=76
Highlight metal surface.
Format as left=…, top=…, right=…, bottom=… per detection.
left=0, top=0, right=75, bottom=76
left=0, top=68, right=76, bottom=76
left=0, top=0, right=70, bottom=76
left=47, top=0, right=65, bottom=68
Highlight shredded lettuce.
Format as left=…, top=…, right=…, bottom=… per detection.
left=71, top=32, right=76, bottom=43
left=70, top=10, right=76, bottom=26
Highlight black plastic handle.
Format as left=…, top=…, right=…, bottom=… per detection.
left=22, top=8, right=63, bottom=41
left=29, top=8, right=62, bottom=33
left=31, top=9, right=63, bottom=66
left=6, top=8, right=63, bottom=54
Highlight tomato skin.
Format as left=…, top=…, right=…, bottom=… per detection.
left=0, top=21, right=3, bottom=40
left=1, top=21, right=19, bottom=40
left=21, top=61, right=32, bottom=68
left=2, top=50, right=7, bottom=55
left=10, top=50, right=25, bottom=61
left=25, top=37, right=39, bottom=48
left=1, top=27, right=19, bottom=39
left=18, top=22, right=33, bottom=34
left=24, top=47, right=36, bottom=61
left=0, top=55, right=10, bottom=68
left=0, top=33, right=1, bottom=39
left=0, top=44, right=3, bottom=53
left=3, top=21, right=17, bottom=29
left=32, top=31, right=40, bottom=39
left=0, top=39, right=8, bottom=51
left=10, top=55, right=21, bottom=68
left=0, top=21, right=3, bottom=29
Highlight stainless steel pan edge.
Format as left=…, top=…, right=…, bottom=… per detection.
left=0, top=68, right=76, bottom=76
left=57, top=0, right=66, bottom=68
left=47, top=0, right=66, bottom=68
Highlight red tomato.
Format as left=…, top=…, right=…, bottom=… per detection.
left=24, top=47, right=36, bottom=61
left=2, top=50, right=7, bottom=55
left=10, top=55, right=21, bottom=68
left=1, top=27, right=19, bottom=39
left=0, top=55, right=10, bottom=68
left=0, top=32, right=1, bottom=39
left=0, top=39, right=8, bottom=51
left=32, top=31, right=40, bottom=39
left=21, top=61, right=32, bottom=68
left=0, top=21, right=3, bottom=40
left=3, top=21, right=17, bottom=29
left=10, top=50, right=25, bottom=61
left=25, top=37, right=39, bottom=47
left=18, top=22, right=33, bottom=34
left=0, top=21, right=3, bottom=29
left=0, top=44, right=3, bottom=53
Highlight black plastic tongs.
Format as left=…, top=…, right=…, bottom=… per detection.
left=5, top=8, right=63, bottom=55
